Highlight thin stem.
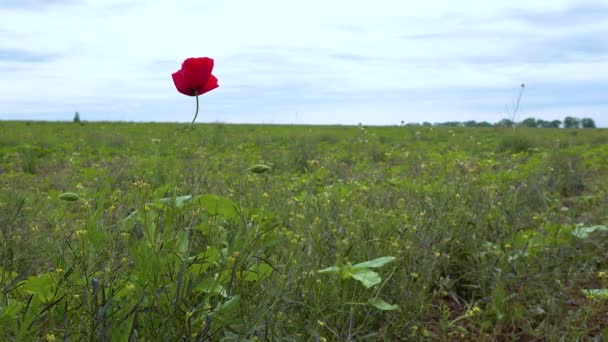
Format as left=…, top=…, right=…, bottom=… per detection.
left=511, top=84, right=525, bottom=128
left=177, top=90, right=199, bottom=146
left=188, top=91, right=200, bottom=128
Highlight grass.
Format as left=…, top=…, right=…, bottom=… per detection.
left=0, top=121, right=607, bottom=340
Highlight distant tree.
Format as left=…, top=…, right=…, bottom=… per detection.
left=463, top=120, right=478, bottom=127
left=422, top=122, right=432, bottom=126
left=73, top=111, right=81, bottom=123
left=548, top=120, right=562, bottom=128
left=563, top=116, right=580, bottom=128
left=436, top=121, right=462, bottom=127
left=581, top=118, right=596, bottom=128
left=496, top=118, right=515, bottom=127
left=538, top=119, right=555, bottom=128
left=478, top=121, right=492, bottom=127
left=520, top=117, right=538, bottom=128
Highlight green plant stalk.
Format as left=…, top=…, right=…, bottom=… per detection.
left=177, top=91, right=199, bottom=145
left=188, top=91, right=200, bottom=129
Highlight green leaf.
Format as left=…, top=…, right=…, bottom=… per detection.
left=369, top=298, right=398, bottom=311
left=243, top=164, right=271, bottom=174
left=20, top=272, right=58, bottom=303
left=349, top=268, right=381, bottom=288
left=159, top=195, right=192, bottom=208
left=243, top=263, right=274, bottom=282
left=353, top=256, right=396, bottom=268
left=583, top=289, right=608, bottom=300
left=217, top=295, right=240, bottom=312
left=194, top=194, right=238, bottom=219
left=188, top=247, right=221, bottom=276
left=58, top=192, right=80, bottom=201
left=318, top=266, right=340, bottom=274
left=0, top=299, right=25, bottom=319
left=572, top=225, right=608, bottom=239
left=195, top=276, right=227, bottom=297
left=176, top=230, right=189, bottom=256
left=0, top=299, right=25, bottom=329
left=212, top=295, right=241, bottom=326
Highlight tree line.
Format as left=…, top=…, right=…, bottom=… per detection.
left=401, top=116, right=597, bottom=128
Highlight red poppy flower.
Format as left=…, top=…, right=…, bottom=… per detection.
left=172, top=57, right=219, bottom=96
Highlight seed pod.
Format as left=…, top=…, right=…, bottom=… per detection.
left=59, top=192, right=80, bottom=202
left=243, top=164, right=271, bottom=174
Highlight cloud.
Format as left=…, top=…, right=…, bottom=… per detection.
left=0, top=48, right=55, bottom=62
left=509, top=2, right=608, bottom=28
left=0, top=0, right=73, bottom=9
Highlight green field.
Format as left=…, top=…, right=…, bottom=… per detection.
left=1, top=121, right=607, bottom=340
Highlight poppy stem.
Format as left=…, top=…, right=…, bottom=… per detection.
left=188, top=90, right=200, bottom=128
left=178, top=91, right=200, bottom=146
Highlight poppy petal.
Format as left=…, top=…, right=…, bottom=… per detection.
left=198, top=74, right=219, bottom=95
left=171, top=69, right=192, bottom=96
left=182, top=57, right=214, bottom=91
left=172, top=57, right=218, bottom=96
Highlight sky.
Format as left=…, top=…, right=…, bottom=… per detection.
left=0, top=0, right=607, bottom=126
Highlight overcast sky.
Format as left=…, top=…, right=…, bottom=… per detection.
left=1, top=0, right=607, bottom=126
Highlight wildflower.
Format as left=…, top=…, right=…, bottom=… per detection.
left=466, top=305, right=482, bottom=317
left=172, top=57, right=219, bottom=96
left=125, top=283, right=135, bottom=294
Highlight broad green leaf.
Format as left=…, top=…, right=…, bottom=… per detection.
left=572, top=225, right=608, bottom=239
left=195, top=276, right=227, bottom=297
left=0, top=299, right=25, bottom=330
left=194, top=194, right=238, bottom=219
left=583, top=289, right=608, bottom=300
left=0, top=299, right=25, bottom=319
left=353, top=256, right=396, bottom=269
left=216, top=295, right=240, bottom=313
left=159, top=195, right=192, bottom=208
left=318, top=266, right=340, bottom=274
left=188, top=247, right=221, bottom=276
left=209, top=295, right=243, bottom=331
left=349, top=268, right=381, bottom=288
left=175, top=195, right=193, bottom=207
left=243, top=263, right=274, bottom=282
left=58, top=192, right=80, bottom=201
left=369, top=298, right=398, bottom=311
left=243, top=164, right=271, bottom=174
left=20, top=272, right=57, bottom=303
left=176, top=230, right=189, bottom=256
left=212, top=295, right=241, bottom=326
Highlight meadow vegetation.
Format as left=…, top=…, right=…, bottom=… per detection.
left=0, top=121, right=607, bottom=340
